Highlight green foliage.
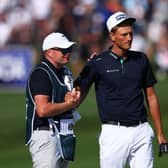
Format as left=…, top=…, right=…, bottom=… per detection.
left=0, top=79, right=168, bottom=167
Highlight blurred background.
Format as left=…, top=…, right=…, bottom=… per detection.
left=0, top=0, right=167, bottom=167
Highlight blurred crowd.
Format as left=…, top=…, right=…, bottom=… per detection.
left=0, top=0, right=168, bottom=78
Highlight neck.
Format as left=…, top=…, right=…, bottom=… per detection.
left=45, top=56, right=61, bottom=69
left=111, top=46, right=127, bottom=57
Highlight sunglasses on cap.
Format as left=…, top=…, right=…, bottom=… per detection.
left=51, top=47, right=72, bottom=55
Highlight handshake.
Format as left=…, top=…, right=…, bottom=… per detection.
left=64, top=88, right=81, bottom=109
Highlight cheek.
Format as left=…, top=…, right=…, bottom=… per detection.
left=114, top=35, right=124, bottom=42
left=115, top=37, right=124, bottom=45
left=63, top=56, right=70, bottom=62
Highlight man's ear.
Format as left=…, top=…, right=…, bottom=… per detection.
left=109, top=32, right=115, bottom=42
left=45, top=49, right=53, bottom=58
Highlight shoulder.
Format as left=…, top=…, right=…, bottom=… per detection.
left=30, top=63, right=50, bottom=81
left=33, top=62, right=48, bottom=72
left=128, top=50, right=151, bottom=70
left=128, top=50, right=147, bottom=57
left=127, top=50, right=149, bottom=61
left=88, top=50, right=109, bottom=64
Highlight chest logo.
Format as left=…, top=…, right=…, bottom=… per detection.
left=106, top=69, right=120, bottom=73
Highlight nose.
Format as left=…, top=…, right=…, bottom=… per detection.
left=63, top=52, right=70, bottom=57
left=127, top=34, right=132, bottom=41
left=128, top=33, right=133, bottom=41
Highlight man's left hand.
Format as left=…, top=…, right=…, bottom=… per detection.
left=159, top=143, right=168, bottom=157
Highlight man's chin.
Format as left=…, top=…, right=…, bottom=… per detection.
left=123, top=47, right=131, bottom=51
left=63, top=60, right=69, bottom=65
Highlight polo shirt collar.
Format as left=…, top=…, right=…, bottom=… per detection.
left=42, top=57, right=64, bottom=74
left=108, top=46, right=129, bottom=61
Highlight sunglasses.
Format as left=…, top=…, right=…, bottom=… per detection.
left=51, top=47, right=72, bottom=55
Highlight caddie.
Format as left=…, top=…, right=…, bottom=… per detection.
left=25, top=32, right=80, bottom=168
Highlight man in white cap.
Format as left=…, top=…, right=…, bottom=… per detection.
left=73, top=11, right=167, bottom=168
left=25, top=32, right=80, bottom=168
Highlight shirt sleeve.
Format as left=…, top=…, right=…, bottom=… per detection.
left=143, top=55, right=157, bottom=88
left=29, top=69, right=52, bottom=97
left=74, top=60, right=97, bottom=92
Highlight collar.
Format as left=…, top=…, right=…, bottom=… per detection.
left=108, top=47, right=129, bottom=61
left=42, top=57, right=64, bottom=74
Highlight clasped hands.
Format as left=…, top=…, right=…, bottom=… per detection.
left=64, top=88, right=81, bottom=108
left=64, top=52, right=97, bottom=109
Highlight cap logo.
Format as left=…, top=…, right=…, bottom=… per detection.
left=116, top=14, right=126, bottom=21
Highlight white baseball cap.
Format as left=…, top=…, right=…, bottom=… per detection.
left=106, top=11, right=136, bottom=32
left=42, top=32, right=75, bottom=51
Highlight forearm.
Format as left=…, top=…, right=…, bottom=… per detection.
left=37, top=101, right=73, bottom=117
left=148, top=94, right=163, bottom=136
left=75, top=86, right=90, bottom=105
left=145, top=86, right=167, bottom=143
left=148, top=94, right=166, bottom=143
left=34, top=94, right=79, bottom=118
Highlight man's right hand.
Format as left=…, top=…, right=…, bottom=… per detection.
left=87, top=52, right=97, bottom=61
left=64, top=88, right=81, bottom=108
